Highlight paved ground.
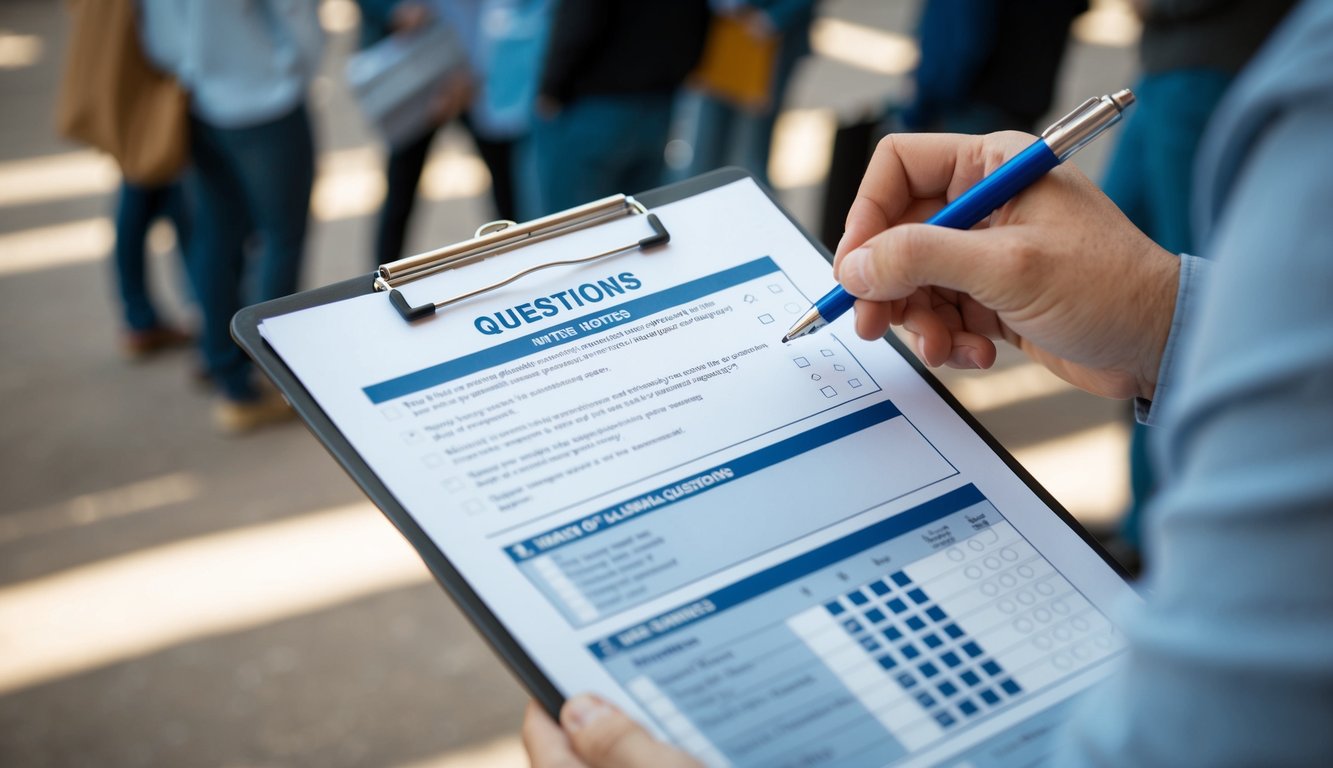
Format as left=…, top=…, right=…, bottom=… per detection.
left=0, top=2, right=1136, bottom=765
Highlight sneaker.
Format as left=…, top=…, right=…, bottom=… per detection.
left=122, top=325, right=192, bottom=360
left=212, top=391, right=295, bottom=435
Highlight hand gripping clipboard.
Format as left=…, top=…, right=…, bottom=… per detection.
left=231, top=168, right=1130, bottom=721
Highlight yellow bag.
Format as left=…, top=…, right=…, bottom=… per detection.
left=690, top=14, right=779, bottom=112
left=55, top=0, right=189, bottom=185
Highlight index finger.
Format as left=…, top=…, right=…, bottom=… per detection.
left=835, top=131, right=1034, bottom=266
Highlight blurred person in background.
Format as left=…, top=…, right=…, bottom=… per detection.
left=356, top=0, right=519, bottom=266
left=1102, top=0, right=1297, bottom=568
left=897, top=0, right=1087, bottom=135
left=112, top=173, right=192, bottom=360
left=820, top=0, right=1084, bottom=251
left=529, top=0, right=710, bottom=215
left=139, top=0, right=324, bottom=434
left=670, top=0, right=817, bottom=186
left=523, top=0, right=1333, bottom=764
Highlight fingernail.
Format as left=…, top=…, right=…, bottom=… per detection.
left=835, top=231, right=850, bottom=256
left=968, top=351, right=984, bottom=369
left=563, top=694, right=611, bottom=734
left=916, top=335, right=928, bottom=360
left=840, top=246, right=872, bottom=295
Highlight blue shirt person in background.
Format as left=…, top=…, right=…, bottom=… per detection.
left=520, top=0, right=1333, bottom=765
left=139, top=0, right=324, bottom=433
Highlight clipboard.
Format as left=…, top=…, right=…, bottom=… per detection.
left=232, top=167, right=1129, bottom=723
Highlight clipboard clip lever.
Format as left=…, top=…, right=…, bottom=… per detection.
left=375, top=195, right=670, bottom=322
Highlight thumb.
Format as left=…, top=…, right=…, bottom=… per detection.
left=836, top=223, right=1020, bottom=303
left=562, top=694, right=701, bottom=768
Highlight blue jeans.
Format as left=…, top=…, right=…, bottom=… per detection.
left=1101, top=69, right=1233, bottom=547
left=530, top=94, right=674, bottom=216
left=186, top=104, right=314, bottom=401
left=672, top=33, right=806, bottom=186
left=113, top=180, right=191, bottom=331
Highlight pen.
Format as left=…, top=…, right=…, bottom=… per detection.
left=782, top=89, right=1136, bottom=343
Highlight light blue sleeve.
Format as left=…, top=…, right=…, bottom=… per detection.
left=1133, top=252, right=1210, bottom=426
left=1056, top=102, right=1333, bottom=765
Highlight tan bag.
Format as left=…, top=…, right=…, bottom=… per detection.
left=690, top=14, right=779, bottom=112
left=55, top=0, right=189, bottom=185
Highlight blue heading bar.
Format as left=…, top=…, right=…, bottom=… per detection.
left=505, top=401, right=903, bottom=562
left=363, top=257, right=781, bottom=403
left=588, top=484, right=987, bottom=659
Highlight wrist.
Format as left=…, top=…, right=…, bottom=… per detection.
left=1135, top=248, right=1186, bottom=404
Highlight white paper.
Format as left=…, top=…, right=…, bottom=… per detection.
left=260, top=180, right=1134, bottom=767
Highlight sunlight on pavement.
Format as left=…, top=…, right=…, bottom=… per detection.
left=0, top=216, right=114, bottom=276
left=0, top=30, right=44, bottom=69
left=810, top=18, right=919, bottom=77
left=0, top=472, right=202, bottom=546
left=393, top=736, right=528, bottom=768
left=1072, top=0, right=1142, bottom=48
left=0, top=501, right=430, bottom=696
left=769, top=108, right=837, bottom=190
left=0, top=147, right=493, bottom=277
left=946, top=362, right=1077, bottom=414
left=1011, top=422, right=1130, bottom=525
left=0, top=150, right=120, bottom=208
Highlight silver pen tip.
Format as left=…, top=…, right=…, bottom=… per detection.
left=1110, top=89, right=1135, bottom=111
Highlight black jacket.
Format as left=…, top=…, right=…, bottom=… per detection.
left=539, top=0, right=710, bottom=105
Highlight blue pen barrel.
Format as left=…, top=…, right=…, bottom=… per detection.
left=809, top=138, right=1060, bottom=329
left=817, top=284, right=858, bottom=318
left=927, top=141, right=1060, bottom=229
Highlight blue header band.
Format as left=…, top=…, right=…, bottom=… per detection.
left=588, top=484, right=987, bottom=659
left=363, top=257, right=782, bottom=403
left=504, top=400, right=903, bottom=562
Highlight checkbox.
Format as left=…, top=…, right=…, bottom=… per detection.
left=810, top=373, right=822, bottom=381
left=758, top=313, right=775, bottom=324
left=821, top=349, right=835, bottom=357
left=380, top=405, right=403, bottom=421
left=768, top=283, right=784, bottom=293
left=444, top=476, right=465, bottom=492
left=401, top=430, right=425, bottom=445
left=462, top=499, right=484, bottom=515
left=849, top=378, right=863, bottom=388
left=785, top=302, right=802, bottom=314
left=834, top=364, right=846, bottom=371
left=794, top=356, right=810, bottom=368
left=821, top=386, right=837, bottom=398
left=422, top=454, right=443, bottom=469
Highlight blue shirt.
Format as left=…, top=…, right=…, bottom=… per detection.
left=139, top=0, right=324, bottom=129
left=1059, top=0, right=1333, bottom=763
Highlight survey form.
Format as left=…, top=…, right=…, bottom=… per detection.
left=259, top=179, right=1135, bottom=767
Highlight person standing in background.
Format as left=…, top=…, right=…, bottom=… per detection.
left=139, top=0, right=324, bottom=434
left=530, top=0, right=710, bottom=215
left=1101, top=0, right=1295, bottom=566
left=356, top=0, right=519, bottom=267
left=112, top=179, right=192, bottom=359
left=899, top=0, right=1087, bottom=135
left=671, top=0, right=817, bottom=186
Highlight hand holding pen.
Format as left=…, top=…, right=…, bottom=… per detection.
left=786, top=91, right=1184, bottom=402
left=784, top=92, right=1134, bottom=343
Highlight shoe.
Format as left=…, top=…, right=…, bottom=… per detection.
left=212, top=392, right=295, bottom=435
left=122, top=325, right=192, bottom=360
